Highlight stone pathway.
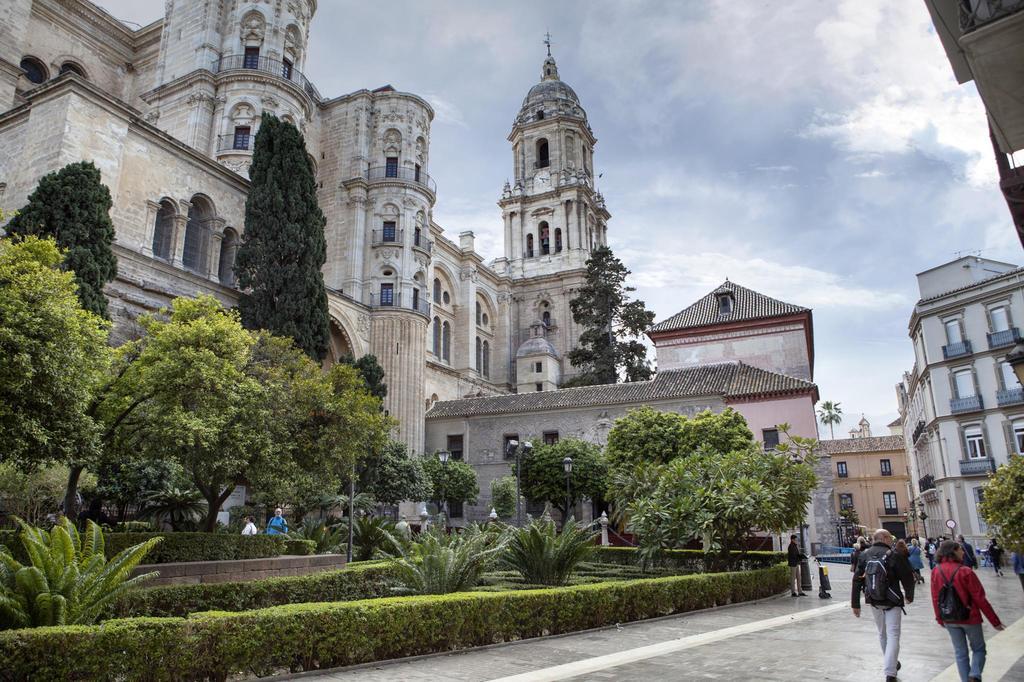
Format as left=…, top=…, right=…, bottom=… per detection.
left=287, top=567, right=1024, bottom=681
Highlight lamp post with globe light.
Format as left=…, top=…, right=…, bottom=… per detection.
left=505, top=439, right=533, bottom=526
left=437, top=450, right=451, bottom=524
left=562, top=456, right=573, bottom=526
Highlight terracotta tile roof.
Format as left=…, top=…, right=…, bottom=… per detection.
left=649, top=280, right=808, bottom=334
left=817, top=435, right=905, bottom=454
left=425, top=362, right=816, bottom=419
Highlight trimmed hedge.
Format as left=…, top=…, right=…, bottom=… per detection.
left=2, top=564, right=786, bottom=679
left=594, top=546, right=785, bottom=571
left=282, top=539, right=316, bottom=556
left=105, top=533, right=284, bottom=563
left=107, top=561, right=398, bottom=619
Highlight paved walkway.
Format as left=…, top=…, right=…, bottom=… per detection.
left=291, top=566, right=1024, bottom=681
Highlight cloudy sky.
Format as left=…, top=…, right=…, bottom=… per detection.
left=95, top=0, right=1021, bottom=438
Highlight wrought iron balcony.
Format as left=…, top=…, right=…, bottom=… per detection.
left=216, top=133, right=252, bottom=152
left=367, top=291, right=430, bottom=317
left=878, top=507, right=901, bottom=517
left=365, top=165, right=436, bottom=194
left=997, top=386, right=1024, bottom=406
left=412, top=233, right=433, bottom=254
left=918, top=474, right=936, bottom=493
left=987, top=327, right=1022, bottom=349
left=943, top=340, right=973, bottom=359
left=211, top=55, right=320, bottom=101
left=960, top=0, right=1024, bottom=33
left=959, top=457, right=996, bottom=476
left=912, top=420, right=926, bottom=444
left=371, top=229, right=403, bottom=247
left=950, top=394, right=984, bottom=414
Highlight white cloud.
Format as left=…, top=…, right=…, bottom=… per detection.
left=424, top=94, right=468, bottom=128
left=854, top=169, right=887, bottom=178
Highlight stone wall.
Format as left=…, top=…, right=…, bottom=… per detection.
left=132, top=554, right=346, bottom=587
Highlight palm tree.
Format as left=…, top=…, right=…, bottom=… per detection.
left=817, top=400, right=843, bottom=439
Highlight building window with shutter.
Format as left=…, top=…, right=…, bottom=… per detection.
left=379, top=283, right=394, bottom=306
left=837, top=461, right=848, bottom=478
left=1011, top=420, right=1024, bottom=455
left=385, top=157, right=399, bottom=177
left=882, top=491, right=898, bottom=514
left=536, top=382, right=543, bottom=392
left=880, top=459, right=892, bottom=476
left=382, top=221, right=397, bottom=242
left=762, top=428, right=779, bottom=451
left=953, top=369, right=976, bottom=398
left=281, top=58, right=293, bottom=79
left=447, top=435, right=464, bottom=461
left=945, top=319, right=964, bottom=344
left=535, top=361, right=543, bottom=373
left=233, top=126, right=251, bottom=150
left=964, top=425, right=986, bottom=459
left=243, top=46, right=260, bottom=69
left=543, top=431, right=559, bottom=446
left=839, top=493, right=853, bottom=510
left=989, top=305, right=1010, bottom=332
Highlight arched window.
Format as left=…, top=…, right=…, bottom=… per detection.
left=536, top=109, right=545, bottom=121
left=219, top=228, right=240, bottom=286
left=19, top=57, right=47, bottom=84
left=482, top=341, right=490, bottom=378
left=442, top=321, right=451, bottom=362
left=539, top=221, right=550, bottom=255
left=476, top=336, right=482, bottom=372
left=183, top=196, right=214, bottom=274
left=526, top=233, right=534, bottom=258
left=152, top=200, right=176, bottom=261
left=433, top=316, right=441, bottom=356
left=60, top=62, right=86, bottom=78
left=536, top=138, right=549, bottom=168
left=476, top=302, right=482, bottom=326
left=542, top=310, right=551, bottom=327
left=433, top=277, right=442, bottom=303
left=554, top=228, right=563, bottom=253
left=565, top=133, right=575, bottom=166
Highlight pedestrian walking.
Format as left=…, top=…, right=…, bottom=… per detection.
left=908, top=539, right=925, bottom=584
left=241, top=515, right=258, bottom=536
left=1013, top=551, right=1024, bottom=594
left=986, top=539, right=1003, bottom=577
left=788, top=534, right=807, bottom=596
left=266, top=507, right=289, bottom=535
left=931, top=539, right=1005, bottom=682
left=852, top=536, right=868, bottom=573
left=957, top=535, right=977, bottom=569
left=852, top=528, right=916, bottom=682
left=927, top=538, right=937, bottom=570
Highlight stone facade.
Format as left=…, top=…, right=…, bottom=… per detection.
left=0, top=0, right=605, bottom=457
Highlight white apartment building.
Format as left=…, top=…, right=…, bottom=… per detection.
left=898, top=256, right=1024, bottom=542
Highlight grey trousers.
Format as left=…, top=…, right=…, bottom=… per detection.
left=871, top=606, right=902, bottom=677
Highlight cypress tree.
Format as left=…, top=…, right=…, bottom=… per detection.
left=235, top=113, right=330, bottom=360
left=6, top=161, right=117, bottom=319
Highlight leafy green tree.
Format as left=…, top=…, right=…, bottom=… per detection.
left=363, top=441, right=430, bottom=508
left=6, top=162, right=117, bottom=319
left=605, top=407, right=754, bottom=470
left=515, top=438, right=607, bottom=518
left=979, top=455, right=1024, bottom=553
left=342, top=353, right=388, bottom=402
left=817, top=400, right=843, bottom=439
left=0, top=237, right=109, bottom=478
left=0, top=463, right=96, bottom=527
left=93, top=459, right=186, bottom=522
left=490, top=476, right=518, bottom=520
left=422, top=455, right=479, bottom=513
left=565, top=246, right=655, bottom=385
left=235, top=113, right=330, bottom=360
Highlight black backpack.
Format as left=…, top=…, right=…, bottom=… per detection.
left=864, top=550, right=899, bottom=605
left=937, top=565, right=971, bottom=622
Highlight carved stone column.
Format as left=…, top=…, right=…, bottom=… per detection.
left=141, top=200, right=161, bottom=257
left=171, top=200, right=192, bottom=268
left=207, top=218, right=227, bottom=283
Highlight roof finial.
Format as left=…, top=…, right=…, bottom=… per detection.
left=544, top=31, right=552, bottom=57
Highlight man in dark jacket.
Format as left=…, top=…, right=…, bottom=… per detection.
left=852, top=529, right=915, bottom=682
left=788, top=534, right=806, bottom=596
left=958, top=535, right=977, bottom=569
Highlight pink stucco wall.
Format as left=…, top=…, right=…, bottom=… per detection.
left=729, top=394, right=819, bottom=442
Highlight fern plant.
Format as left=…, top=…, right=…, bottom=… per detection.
left=386, top=525, right=507, bottom=595
left=351, top=516, right=397, bottom=561
left=500, top=517, right=598, bottom=586
left=289, top=519, right=346, bottom=554
left=0, top=517, right=161, bottom=629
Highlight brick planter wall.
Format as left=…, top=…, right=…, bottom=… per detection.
left=133, top=554, right=346, bottom=586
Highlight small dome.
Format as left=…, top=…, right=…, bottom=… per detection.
left=516, top=336, right=560, bottom=359
left=522, top=79, right=580, bottom=109
left=518, top=54, right=586, bottom=122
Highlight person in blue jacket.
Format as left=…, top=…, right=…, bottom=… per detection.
left=958, top=535, right=977, bottom=568
left=908, top=538, right=925, bottom=584
left=266, top=507, right=289, bottom=535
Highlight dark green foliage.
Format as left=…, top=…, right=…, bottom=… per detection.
left=566, top=246, right=655, bottom=385
left=235, top=113, right=329, bottom=360
left=283, top=539, right=316, bottom=556
left=490, top=476, right=517, bottom=520
left=362, top=441, right=430, bottom=507
left=500, top=517, right=598, bottom=586
left=6, top=161, right=117, bottom=318
left=94, top=459, right=186, bottom=521
left=605, top=406, right=755, bottom=469
left=289, top=519, right=346, bottom=554
left=422, top=455, right=479, bottom=511
left=139, top=487, right=207, bottom=531
left=106, top=561, right=397, bottom=618
left=103, top=533, right=284, bottom=564
left=342, top=353, right=388, bottom=401
left=351, top=516, right=397, bottom=561
left=515, top=438, right=607, bottom=517
left=0, top=564, right=788, bottom=679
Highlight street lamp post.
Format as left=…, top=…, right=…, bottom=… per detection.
left=438, top=450, right=450, bottom=525
left=506, top=439, right=532, bottom=526
left=562, top=456, right=573, bottom=526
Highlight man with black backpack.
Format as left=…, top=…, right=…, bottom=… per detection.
left=931, top=539, right=1004, bottom=682
left=851, top=529, right=916, bottom=682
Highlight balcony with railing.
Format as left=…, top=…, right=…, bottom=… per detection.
left=412, top=233, right=433, bottom=254
left=912, top=420, right=927, bottom=443
left=918, top=474, right=936, bottom=493
left=365, top=166, right=437, bottom=195
left=217, top=133, right=252, bottom=153
left=367, top=291, right=430, bottom=317
left=997, top=386, right=1024, bottom=406
left=988, top=327, right=1022, bottom=349
left=959, top=457, right=996, bottom=476
left=960, top=0, right=1024, bottom=32
left=371, top=229, right=403, bottom=247
left=878, top=507, right=901, bottom=517
left=211, top=55, right=321, bottom=101
left=950, top=394, right=984, bottom=414
left=942, top=340, right=973, bottom=359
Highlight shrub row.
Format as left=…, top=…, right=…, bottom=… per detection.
left=282, top=539, right=316, bottom=556
left=1, top=564, right=788, bottom=680
left=594, top=546, right=785, bottom=571
left=105, top=533, right=285, bottom=563
left=107, top=561, right=398, bottom=619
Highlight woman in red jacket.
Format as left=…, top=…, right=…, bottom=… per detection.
left=931, top=540, right=1005, bottom=682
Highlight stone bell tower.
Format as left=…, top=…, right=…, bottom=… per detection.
left=500, top=41, right=611, bottom=387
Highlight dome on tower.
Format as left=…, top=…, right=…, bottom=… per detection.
left=517, top=54, right=587, bottom=123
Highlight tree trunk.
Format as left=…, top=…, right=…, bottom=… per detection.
left=63, top=464, right=85, bottom=523
left=200, top=486, right=235, bottom=532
